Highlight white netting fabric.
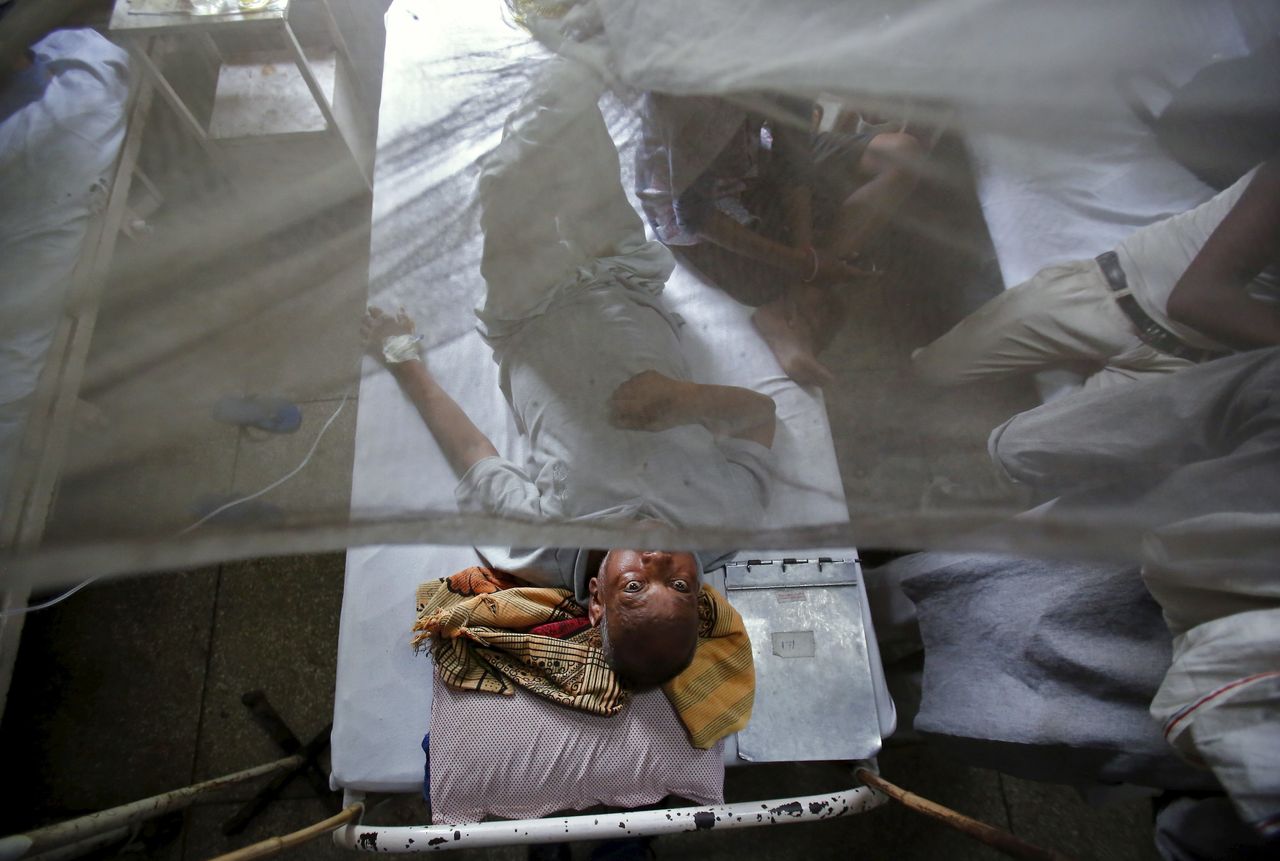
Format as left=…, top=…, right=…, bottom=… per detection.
left=1, top=0, right=1277, bottom=589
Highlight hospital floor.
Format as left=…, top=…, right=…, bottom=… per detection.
left=1, top=15, right=1158, bottom=858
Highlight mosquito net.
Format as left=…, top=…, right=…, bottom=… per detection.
left=1, top=0, right=1277, bottom=595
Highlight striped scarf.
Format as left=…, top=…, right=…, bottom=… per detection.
left=413, top=566, right=754, bottom=749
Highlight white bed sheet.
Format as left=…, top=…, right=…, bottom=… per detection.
left=961, top=0, right=1258, bottom=290
left=332, top=0, right=849, bottom=793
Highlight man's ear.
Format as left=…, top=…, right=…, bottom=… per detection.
left=588, top=576, right=603, bottom=626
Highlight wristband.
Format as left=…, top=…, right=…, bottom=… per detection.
left=801, top=245, right=820, bottom=283
left=382, top=333, right=423, bottom=364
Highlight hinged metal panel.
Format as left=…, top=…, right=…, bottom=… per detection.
left=726, top=558, right=881, bottom=762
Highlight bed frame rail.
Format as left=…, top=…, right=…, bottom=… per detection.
left=333, top=783, right=888, bottom=853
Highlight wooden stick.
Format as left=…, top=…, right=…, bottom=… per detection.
left=206, top=804, right=363, bottom=861
left=0, top=756, right=303, bottom=860
left=221, top=723, right=334, bottom=835
left=855, top=768, right=1075, bottom=861
left=20, top=826, right=129, bottom=861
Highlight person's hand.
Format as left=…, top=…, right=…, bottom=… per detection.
left=361, top=306, right=417, bottom=364
left=609, top=371, right=693, bottom=432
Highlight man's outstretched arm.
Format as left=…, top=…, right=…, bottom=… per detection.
left=609, top=371, right=777, bottom=449
left=1166, top=156, right=1280, bottom=349
left=363, top=308, right=498, bottom=478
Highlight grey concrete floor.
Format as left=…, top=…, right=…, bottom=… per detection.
left=0, top=7, right=1160, bottom=860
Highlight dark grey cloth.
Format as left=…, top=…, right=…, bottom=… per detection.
left=892, top=552, right=1213, bottom=789
left=1155, top=796, right=1278, bottom=861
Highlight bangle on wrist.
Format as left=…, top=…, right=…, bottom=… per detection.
left=801, top=245, right=819, bottom=283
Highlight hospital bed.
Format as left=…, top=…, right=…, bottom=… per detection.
left=329, top=0, right=894, bottom=850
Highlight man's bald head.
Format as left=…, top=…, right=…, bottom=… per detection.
left=587, top=549, right=700, bottom=690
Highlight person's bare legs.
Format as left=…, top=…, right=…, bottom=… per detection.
left=749, top=132, right=918, bottom=387
left=676, top=241, right=843, bottom=387
left=824, top=131, right=923, bottom=260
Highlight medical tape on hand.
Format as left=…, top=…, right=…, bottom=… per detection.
left=382, top=334, right=423, bottom=364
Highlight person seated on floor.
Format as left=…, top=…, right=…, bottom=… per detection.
left=363, top=59, right=773, bottom=688
left=912, top=154, right=1280, bottom=391
left=636, top=92, right=923, bottom=385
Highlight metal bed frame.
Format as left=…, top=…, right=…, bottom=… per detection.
left=332, top=553, right=896, bottom=853
left=332, top=778, right=889, bottom=853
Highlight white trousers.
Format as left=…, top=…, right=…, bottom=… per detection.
left=913, top=258, right=1192, bottom=391
left=1145, top=515, right=1280, bottom=842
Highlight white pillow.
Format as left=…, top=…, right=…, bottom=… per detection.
left=428, top=673, right=725, bottom=824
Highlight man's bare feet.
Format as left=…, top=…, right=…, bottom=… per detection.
left=752, top=293, right=835, bottom=388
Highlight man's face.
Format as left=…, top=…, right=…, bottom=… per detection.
left=588, top=549, right=702, bottom=688
left=587, top=549, right=700, bottom=631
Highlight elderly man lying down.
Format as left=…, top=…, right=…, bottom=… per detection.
left=362, top=58, right=774, bottom=695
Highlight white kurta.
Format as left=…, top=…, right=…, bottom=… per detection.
left=455, top=59, right=773, bottom=531
left=0, top=30, right=130, bottom=505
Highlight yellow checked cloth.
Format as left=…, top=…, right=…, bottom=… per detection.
left=412, top=566, right=754, bottom=749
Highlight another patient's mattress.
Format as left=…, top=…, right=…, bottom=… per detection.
left=958, top=0, right=1269, bottom=401
left=961, top=1, right=1263, bottom=289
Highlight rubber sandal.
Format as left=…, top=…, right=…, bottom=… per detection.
left=212, top=395, right=302, bottom=434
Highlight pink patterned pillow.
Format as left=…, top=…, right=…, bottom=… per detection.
left=428, top=673, right=725, bottom=824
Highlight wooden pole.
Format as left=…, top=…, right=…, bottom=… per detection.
left=855, top=768, right=1076, bottom=861
left=206, top=803, right=363, bottom=861
left=221, top=723, right=333, bottom=835
left=20, top=827, right=129, bottom=861
left=0, top=756, right=303, bottom=861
